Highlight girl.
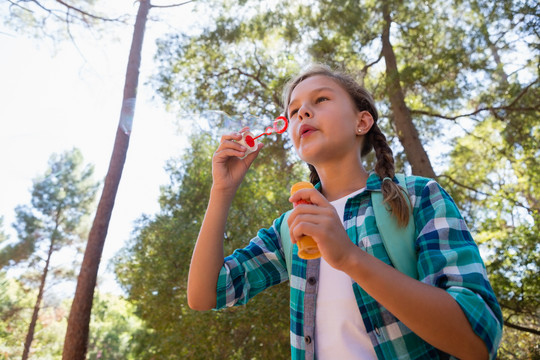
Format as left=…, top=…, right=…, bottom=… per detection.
left=187, top=65, right=502, bottom=359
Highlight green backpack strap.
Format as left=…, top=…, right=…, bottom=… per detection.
left=280, top=210, right=294, bottom=280
left=371, top=174, right=418, bottom=279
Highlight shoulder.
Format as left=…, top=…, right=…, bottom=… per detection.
left=402, top=174, right=448, bottom=199
left=367, top=172, right=433, bottom=191
left=255, top=210, right=293, bottom=248
left=402, top=176, right=467, bottom=227
left=273, top=210, right=292, bottom=234
left=402, top=174, right=434, bottom=191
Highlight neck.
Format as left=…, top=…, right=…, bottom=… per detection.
left=315, top=158, right=369, bottom=201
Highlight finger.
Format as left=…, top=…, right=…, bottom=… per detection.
left=289, top=188, right=329, bottom=207
left=243, top=142, right=264, bottom=164
left=287, top=202, right=319, bottom=229
left=220, top=131, right=244, bottom=142
left=216, top=137, right=247, bottom=152
left=288, top=209, right=320, bottom=234
left=289, top=220, right=320, bottom=243
left=215, top=148, right=249, bottom=160
left=288, top=205, right=338, bottom=238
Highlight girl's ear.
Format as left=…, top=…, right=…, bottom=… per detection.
left=356, top=111, right=374, bottom=135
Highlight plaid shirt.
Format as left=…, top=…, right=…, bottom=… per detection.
left=215, top=174, right=503, bottom=359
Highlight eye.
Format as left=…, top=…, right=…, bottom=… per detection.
left=316, top=96, right=329, bottom=103
left=289, top=108, right=298, bottom=118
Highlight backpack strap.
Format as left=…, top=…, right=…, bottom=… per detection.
left=279, top=210, right=294, bottom=280
left=371, top=174, right=418, bottom=279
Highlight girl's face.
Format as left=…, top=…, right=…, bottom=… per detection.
left=287, top=75, right=366, bottom=165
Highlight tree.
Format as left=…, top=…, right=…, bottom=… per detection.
left=62, top=1, right=151, bottom=358
left=0, top=148, right=99, bottom=359
left=149, top=0, right=539, bottom=355
left=63, top=1, right=196, bottom=357
left=3, top=0, right=194, bottom=357
left=115, top=130, right=304, bottom=358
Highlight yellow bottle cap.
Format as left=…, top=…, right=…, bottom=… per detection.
left=290, top=181, right=314, bottom=196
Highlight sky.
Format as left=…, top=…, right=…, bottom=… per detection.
left=0, top=2, right=198, bottom=294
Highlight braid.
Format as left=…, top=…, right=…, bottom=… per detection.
left=369, top=123, right=395, bottom=177
left=370, top=124, right=411, bottom=227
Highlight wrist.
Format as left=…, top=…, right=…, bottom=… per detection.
left=210, top=184, right=237, bottom=199
left=336, top=243, right=364, bottom=274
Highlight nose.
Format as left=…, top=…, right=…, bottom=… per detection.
left=298, top=105, right=312, bottom=121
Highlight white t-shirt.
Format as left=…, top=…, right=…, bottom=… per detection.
left=314, top=188, right=377, bottom=359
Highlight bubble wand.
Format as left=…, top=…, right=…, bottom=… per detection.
left=237, top=116, right=288, bottom=158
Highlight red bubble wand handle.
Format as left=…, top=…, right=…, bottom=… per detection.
left=242, top=116, right=288, bottom=148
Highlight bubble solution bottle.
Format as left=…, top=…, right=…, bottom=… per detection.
left=290, top=181, right=321, bottom=260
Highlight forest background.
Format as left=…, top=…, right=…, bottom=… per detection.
left=0, top=0, right=538, bottom=359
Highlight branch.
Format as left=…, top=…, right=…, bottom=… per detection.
left=503, top=320, right=540, bottom=336
left=211, top=67, right=267, bottom=88
left=54, top=0, right=125, bottom=23
left=356, top=51, right=383, bottom=85
left=507, top=78, right=539, bottom=108
left=410, top=79, right=540, bottom=121
left=438, top=174, right=491, bottom=197
left=7, top=0, right=33, bottom=12
left=411, top=106, right=538, bottom=122
left=361, top=51, right=383, bottom=74
left=439, top=174, right=534, bottom=213
left=211, top=65, right=282, bottom=108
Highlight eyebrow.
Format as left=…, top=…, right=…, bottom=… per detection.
left=288, top=86, right=337, bottom=110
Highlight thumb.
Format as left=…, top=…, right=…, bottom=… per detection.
left=244, top=142, right=264, bottom=165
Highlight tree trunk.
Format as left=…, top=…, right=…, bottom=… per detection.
left=21, top=238, right=55, bottom=360
left=62, top=1, right=150, bottom=359
left=380, top=1, right=436, bottom=178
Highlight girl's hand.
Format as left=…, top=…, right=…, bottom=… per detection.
left=212, top=127, right=264, bottom=193
left=288, top=188, right=357, bottom=270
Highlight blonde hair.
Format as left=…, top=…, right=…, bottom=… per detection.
left=282, top=64, right=410, bottom=226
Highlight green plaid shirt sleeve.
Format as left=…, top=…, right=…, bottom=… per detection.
left=411, top=177, right=503, bottom=359
left=215, top=218, right=289, bottom=309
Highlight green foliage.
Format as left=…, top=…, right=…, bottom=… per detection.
left=87, top=292, right=144, bottom=360
left=116, top=131, right=306, bottom=358
left=145, top=0, right=539, bottom=356
left=0, top=272, right=34, bottom=358
left=0, top=274, right=68, bottom=359
left=1, top=148, right=99, bottom=271
left=443, top=87, right=539, bottom=357
left=0, top=148, right=100, bottom=358
left=0, top=276, right=143, bottom=360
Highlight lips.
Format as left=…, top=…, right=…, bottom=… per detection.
left=299, top=124, right=317, bottom=138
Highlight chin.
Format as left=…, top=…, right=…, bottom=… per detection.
left=297, top=147, right=322, bottom=165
